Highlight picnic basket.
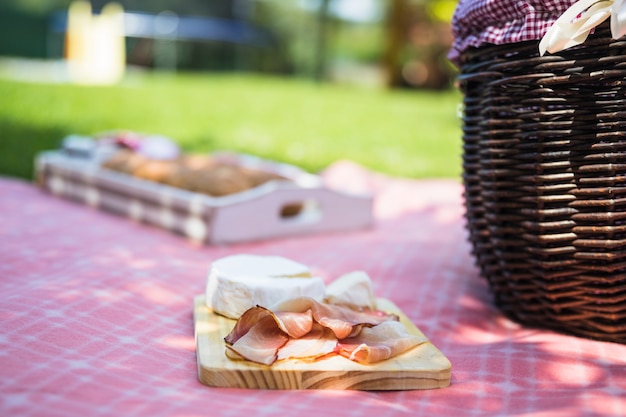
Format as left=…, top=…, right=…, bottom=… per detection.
left=452, top=2, right=626, bottom=343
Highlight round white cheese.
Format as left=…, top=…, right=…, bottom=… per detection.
left=205, top=254, right=326, bottom=319
left=324, top=270, right=376, bottom=309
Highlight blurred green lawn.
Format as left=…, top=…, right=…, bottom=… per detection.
left=0, top=72, right=463, bottom=180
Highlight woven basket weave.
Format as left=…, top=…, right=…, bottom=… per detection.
left=458, top=21, right=626, bottom=343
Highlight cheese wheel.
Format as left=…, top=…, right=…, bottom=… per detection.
left=205, top=254, right=326, bottom=319
left=324, top=270, right=376, bottom=310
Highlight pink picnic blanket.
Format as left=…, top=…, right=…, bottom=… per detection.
left=1, top=161, right=624, bottom=417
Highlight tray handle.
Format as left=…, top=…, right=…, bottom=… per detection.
left=209, top=182, right=373, bottom=244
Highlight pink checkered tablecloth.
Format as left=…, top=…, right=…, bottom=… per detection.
left=1, top=161, right=625, bottom=417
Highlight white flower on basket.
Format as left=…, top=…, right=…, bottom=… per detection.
left=540, top=0, right=626, bottom=55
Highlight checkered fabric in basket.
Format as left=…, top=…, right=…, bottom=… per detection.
left=449, top=0, right=576, bottom=63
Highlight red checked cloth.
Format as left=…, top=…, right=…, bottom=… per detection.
left=449, top=0, right=576, bottom=63
left=2, top=165, right=626, bottom=417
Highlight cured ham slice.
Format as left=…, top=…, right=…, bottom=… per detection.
left=225, top=306, right=313, bottom=344
left=276, top=323, right=337, bottom=362
left=224, top=297, right=417, bottom=366
left=270, top=297, right=398, bottom=339
left=225, top=315, right=288, bottom=365
left=335, top=321, right=427, bottom=364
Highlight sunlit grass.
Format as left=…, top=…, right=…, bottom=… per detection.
left=0, top=71, right=462, bottom=180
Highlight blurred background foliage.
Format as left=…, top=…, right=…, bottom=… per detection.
left=0, top=0, right=457, bottom=88
left=0, top=0, right=462, bottom=181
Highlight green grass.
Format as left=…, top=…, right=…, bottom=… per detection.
left=0, top=71, right=463, bottom=180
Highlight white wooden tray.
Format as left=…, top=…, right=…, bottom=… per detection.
left=35, top=150, right=373, bottom=244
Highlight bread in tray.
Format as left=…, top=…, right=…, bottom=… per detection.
left=101, top=149, right=291, bottom=197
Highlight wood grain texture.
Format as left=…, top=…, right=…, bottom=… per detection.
left=194, top=295, right=451, bottom=390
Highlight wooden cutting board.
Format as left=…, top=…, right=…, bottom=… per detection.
left=193, top=295, right=451, bottom=390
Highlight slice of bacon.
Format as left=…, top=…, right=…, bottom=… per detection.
left=335, top=321, right=427, bottom=364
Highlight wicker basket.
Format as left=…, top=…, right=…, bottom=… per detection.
left=458, top=21, right=626, bottom=344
